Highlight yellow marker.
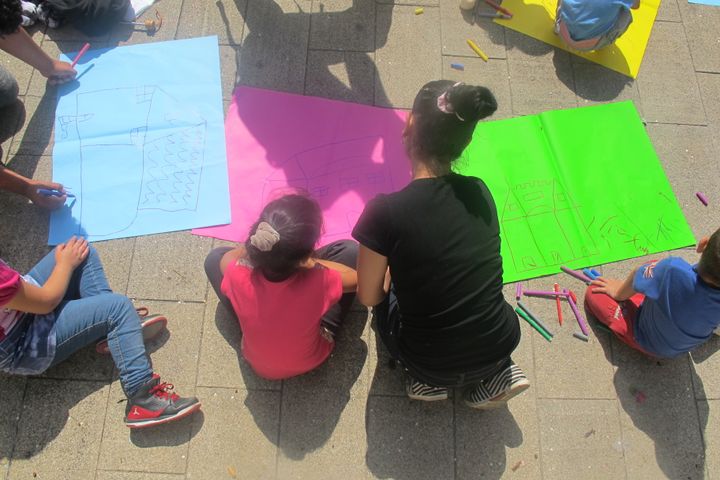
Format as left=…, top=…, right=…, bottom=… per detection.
left=415, top=7, right=424, bottom=14
left=466, top=39, right=489, bottom=62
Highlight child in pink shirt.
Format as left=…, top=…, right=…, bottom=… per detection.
left=204, top=194, right=358, bottom=379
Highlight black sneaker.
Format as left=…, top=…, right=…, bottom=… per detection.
left=125, top=374, right=201, bottom=428
left=406, top=378, right=449, bottom=401
left=463, top=363, right=529, bottom=409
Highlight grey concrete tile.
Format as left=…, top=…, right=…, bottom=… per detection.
left=504, top=29, right=555, bottom=61
left=375, top=5, right=442, bottom=108
left=377, top=0, right=439, bottom=6
left=442, top=57, right=513, bottom=119
left=507, top=56, right=577, bottom=116
left=611, top=348, right=705, bottom=479
left=440, top=0, right=506, bottom=59
left=0, top=377, right=25, bottom=466
left=309, top=0, right=375, bottom=52
left=698, top=72, right=720, bottom=129
left=645, top=124, right=720, bottom=240
left=97, top=380, right=195, bottom=474
left=277, top=390, right=371, bottom=478
left=8, top=379, right=108, bottom=480
left=305, top=50, right=376, bottom=104
left=109, top=0, right=183, bottom=45
left=98, top=472, right=185, bottom=480
left=220, top=45, right=242, bottom=101
left=537, top=399, right=625, bottom=479
left=0, top=52, right=34, bottom=97
left=691, top=340, right=720, bottom=400
left=636, top=22, right=706, bottom=125
left=528, top=276, right=617, bottom=399
left=127, top=232, right=213, bottom=301
left=699, top=400, right=720, bottom=479
left=10, top=95, right=56, bottom=157
left=196, top=295, right=282, bottom=390
left=365, top=396, right=454, bottom=480
left=455, top=391, right=541, bottom=479
left=573, top=61, right=642, bottom=109
left=281, top=305, right=369, bottom=394
left=93, top=238, right=136, bottom=294
left=40, top=344, right=114, bottom=382
left=678, top=2, right=720, bottom=73
left=176, top=0, right=248, bottom=45
left=367, top=320, right=406, bottom=397
left=237, top=0, right=310, bottom=94
left=656, top=0, right=680, bottom=22
left=186, top=387, right=279, bottom=480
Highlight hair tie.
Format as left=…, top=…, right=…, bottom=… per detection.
left=250, top=222, right=280, bottom=252
left=436, top=82, right=466, bottom=121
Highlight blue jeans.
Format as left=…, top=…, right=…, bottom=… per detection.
left=28, top=246, right=153, bottom=397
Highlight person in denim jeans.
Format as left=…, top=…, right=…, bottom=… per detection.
left=0, top=237, right=201, bottom=428
left=555, top=0, right=639, bottom=52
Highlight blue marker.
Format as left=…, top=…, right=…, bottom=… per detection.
left=450, top=62, right=465, bottom=71
left=37, top=188, right=75, bottom=198
left=590, top=268, right=601, bottom=278
left=582, top=268, right=597, bottom=280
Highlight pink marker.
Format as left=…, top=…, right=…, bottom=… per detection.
left=696, top=192, right=709, bottom=206
left=515, top=283, right=523, bottom=300
left=561, top=266, right=591, bottom=284
left=564, top=288, right=589, bottom=336
left=523, top=289, right=568, bottom=298
left=70, top=42, right=91, bottom=68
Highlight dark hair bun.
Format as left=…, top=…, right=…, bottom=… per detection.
left=447, top=85, right=498, bottom=123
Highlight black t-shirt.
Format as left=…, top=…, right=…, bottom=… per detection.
left=352, top=173, right=520, bottom=373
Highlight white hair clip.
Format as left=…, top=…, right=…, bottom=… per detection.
left=250, top=222, right=280, bottom=252
left=436, top=82, right=466, bottom=121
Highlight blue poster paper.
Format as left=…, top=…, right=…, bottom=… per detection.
left=49, top=36, right=230, bottom=244
left=688, top=0, right=720, bottom=6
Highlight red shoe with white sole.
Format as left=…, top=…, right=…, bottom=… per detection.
left=96, top=314, right=168, bottom=355
left=125, top=374, right=201, bottom=429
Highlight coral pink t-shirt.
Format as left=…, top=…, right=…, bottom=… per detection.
left=221, top=261, right=343, bottom=379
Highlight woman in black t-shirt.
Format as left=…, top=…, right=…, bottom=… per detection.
left=352, top=80, right=529, bottom=409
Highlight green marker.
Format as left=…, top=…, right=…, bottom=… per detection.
left=515, top=307, right=552, bottom=342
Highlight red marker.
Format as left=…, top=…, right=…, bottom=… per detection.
left=554, top=283, right=563, bottom=326
left=70, top=43, right=91, bottom=68
left=483, top=0, right=513, bottom=17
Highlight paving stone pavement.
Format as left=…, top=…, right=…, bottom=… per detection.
left=1, top=0, right=719, bottom=478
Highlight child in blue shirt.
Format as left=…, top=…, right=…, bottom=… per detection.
left=555, top=0, right=639, bottom=51
left=586, top=229, right=720, bottom=358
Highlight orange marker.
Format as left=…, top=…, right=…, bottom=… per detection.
left=554, top=283, right=563, bottom=326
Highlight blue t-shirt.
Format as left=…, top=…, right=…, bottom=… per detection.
left=633, top=257, right=720, bottom=358
left=559, top=0, right=635, bottom=40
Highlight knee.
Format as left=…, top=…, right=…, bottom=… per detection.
left=335, top=240, right=360, bottom=265
left=0, top=75, right=18, bottom=109
left=103, top=293, right=137, bottom=323
left=204, top=247, right=229, bottom=277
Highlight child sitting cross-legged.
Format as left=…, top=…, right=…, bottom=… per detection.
left=586, top=228, right=720, bottom=358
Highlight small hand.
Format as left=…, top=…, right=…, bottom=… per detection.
left=42, top=60, right=76, bottom=85
left=25, top=180, right=67, bottom=210
left=55, top=236, right=89, bottom=269
left=590, top=277, right=624, bottom=300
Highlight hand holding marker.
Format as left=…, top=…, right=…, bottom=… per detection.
left=37, top=188, right=75, bottom=198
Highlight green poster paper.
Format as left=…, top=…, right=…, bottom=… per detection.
left=454, top=101, right=695, bottom=283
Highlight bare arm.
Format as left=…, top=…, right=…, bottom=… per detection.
left=591, top=268, right=638, bottom=301
left=314, top=259, right=357, bottom=293
left=0, top=27, right=76, bottom=84
left=356, top=245, right=389, bottom=307
left=0, top=166, right=68, bottom=210
left=5, top=237, right=89, bottom=314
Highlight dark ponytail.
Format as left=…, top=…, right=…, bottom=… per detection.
left=408, top=80, right=497, bottom=170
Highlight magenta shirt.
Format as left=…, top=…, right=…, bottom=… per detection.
left=221, top=261, right=342, bottom=379
left=0, top=260, right=22, bottom=342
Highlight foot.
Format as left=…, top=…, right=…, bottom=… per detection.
left=406, top=378, right=449, bottom=401
left=96, top=311, right=168, bottom=354
left=463, top=363, right=529, bottom=409
left=125, top=374, right=201, bottom=428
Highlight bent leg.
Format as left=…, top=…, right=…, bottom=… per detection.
left=27, top=246, right=111, bottom=299
left=51, top=293, right=152, bottom=396
left=204, top=247, right=236, bottom=316
left=584, top=286, right=647, bottom=353
left=315, top=240, right=359, bottom=336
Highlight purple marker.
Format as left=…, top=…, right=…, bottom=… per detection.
left=564, top=288, right=589, bottom=336
left=515, top=283, right=522, bottom=300
left=696, top=192, right=709, bottom=206
left=561, top=266, right=591, bottom=284
left=523, top=289, right=568, bottom=298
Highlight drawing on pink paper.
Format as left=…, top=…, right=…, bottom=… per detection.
left=193, top=87, right=411, bottom=244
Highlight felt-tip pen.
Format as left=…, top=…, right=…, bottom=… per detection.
left=38, top=188, right=75, bottom=198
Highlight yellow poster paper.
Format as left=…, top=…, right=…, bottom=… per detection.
left=494, top=0, right=660, bottom=78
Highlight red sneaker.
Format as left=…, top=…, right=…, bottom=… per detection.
left=125, top=374, right=201, bottom=429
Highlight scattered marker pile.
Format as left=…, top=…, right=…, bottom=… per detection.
left=514, top=266, right=597, bottom=343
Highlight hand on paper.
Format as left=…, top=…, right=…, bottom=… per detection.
left=25, top=180, right=67, bottom=210
left=43, top=60, right=77, bottom=85
left=591, top=273, right=636, bottom=301
left=55, top=236, right=89, bottom=269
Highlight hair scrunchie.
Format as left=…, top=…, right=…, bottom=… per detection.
left=250, top=222, right=280, bottom=252
left=436, top=82, right=465, bottom=121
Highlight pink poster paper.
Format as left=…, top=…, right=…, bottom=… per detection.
left=192, top=87, right=412, bottom=244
